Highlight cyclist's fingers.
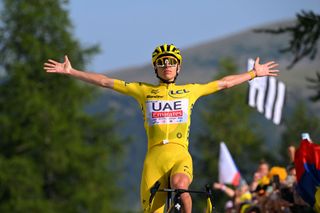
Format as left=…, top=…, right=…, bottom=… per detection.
left=254, top=57, right=260, bottom=65
left=269, top=72, right=279, bottom=76
left=265, top=61, right=276, bottom=66
left=65, top=55, right=70, bottom=64
left=268, top=63, right=279, bottom=69
left=48, top=59, right=58, bottom=64
left=45, top=69, right=58, bottom=72
left=44, top=62, right=56, bottom=68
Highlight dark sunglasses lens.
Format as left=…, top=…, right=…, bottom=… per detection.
left=156, top=58, right=177, bottom=67
left=168, top=58, right=177, bottom=65
left=156, top=59, right=165, bottom=66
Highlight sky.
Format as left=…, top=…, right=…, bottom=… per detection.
left=68, top=0, right=320, bottom=73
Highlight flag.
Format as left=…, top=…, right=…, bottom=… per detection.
left=218, top=142, right=241, bottom=186
left=294, top=138, right=320, bottom=211
left=247, top=58, right=286, bottom=125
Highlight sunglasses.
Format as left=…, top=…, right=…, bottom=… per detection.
left=155, top=57, right=178, bottom=67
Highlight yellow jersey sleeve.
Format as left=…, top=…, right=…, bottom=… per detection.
left=112, top=79, right=145, bottom=102
left=192, top=81, right=220, bottom=100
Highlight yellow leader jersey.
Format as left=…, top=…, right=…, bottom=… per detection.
left=113, top=80, right=220, bottom=150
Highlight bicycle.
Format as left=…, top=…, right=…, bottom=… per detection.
left=149, top=181, right=215, bottom=213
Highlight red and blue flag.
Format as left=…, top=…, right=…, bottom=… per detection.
left=294, top=139, right=320, bottom=210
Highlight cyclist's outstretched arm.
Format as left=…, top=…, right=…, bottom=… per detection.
left=43, top=55, right=114, bottom=88
left=216, top=57, right=279, bottom=90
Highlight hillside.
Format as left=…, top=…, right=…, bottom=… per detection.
left=88, top=20, right=320, bottom=210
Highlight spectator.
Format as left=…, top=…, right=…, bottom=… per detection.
left=214, top=181, right=252, bottom=211
left=250, top=160, right=270, bottom=194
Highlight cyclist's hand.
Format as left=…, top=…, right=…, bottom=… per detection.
left=254, top=57, right=279, bottom=77
left=44, top=55, right=72, bottom=74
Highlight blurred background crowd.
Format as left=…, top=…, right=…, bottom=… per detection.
left=212, top=140, right=318, bottom=213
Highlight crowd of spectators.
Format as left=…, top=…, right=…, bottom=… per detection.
left=213, top=146, right=315, bottom=213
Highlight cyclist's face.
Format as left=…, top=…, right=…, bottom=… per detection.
left=155, top=56, right=180, bottom=82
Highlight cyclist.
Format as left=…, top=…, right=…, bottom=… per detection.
left=44, top=44, right=279, bottom=213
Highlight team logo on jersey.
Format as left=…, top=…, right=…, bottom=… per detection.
left=146, top=99, right=189, bottom=125
left=147, top=89, right=162, bottom=98
left=151, top=89, right=160, bottom=94
left=168, top=89, right=190, bottom=98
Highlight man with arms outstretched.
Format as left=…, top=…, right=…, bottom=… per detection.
left=44, top=44, right=279, bottom=213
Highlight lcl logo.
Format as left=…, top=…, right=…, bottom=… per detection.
left=169, top=89, right=190, bottom=98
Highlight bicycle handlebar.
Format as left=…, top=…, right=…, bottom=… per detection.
left=149, top=181, right=215, bottom=213
left=157, top=188, right=208, bottom=194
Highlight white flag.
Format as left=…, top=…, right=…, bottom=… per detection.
left=247, top=58, right=286, bottom=125
left=219, top=142, right=241, bottom=186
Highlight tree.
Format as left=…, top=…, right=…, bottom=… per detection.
left=255, top=10, right=320, bottom=101
left=193, top=58, right=271, bottom=211
left=0, top=1, right=125, bottom=212
left=256, top=11, right=320, bottom=69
